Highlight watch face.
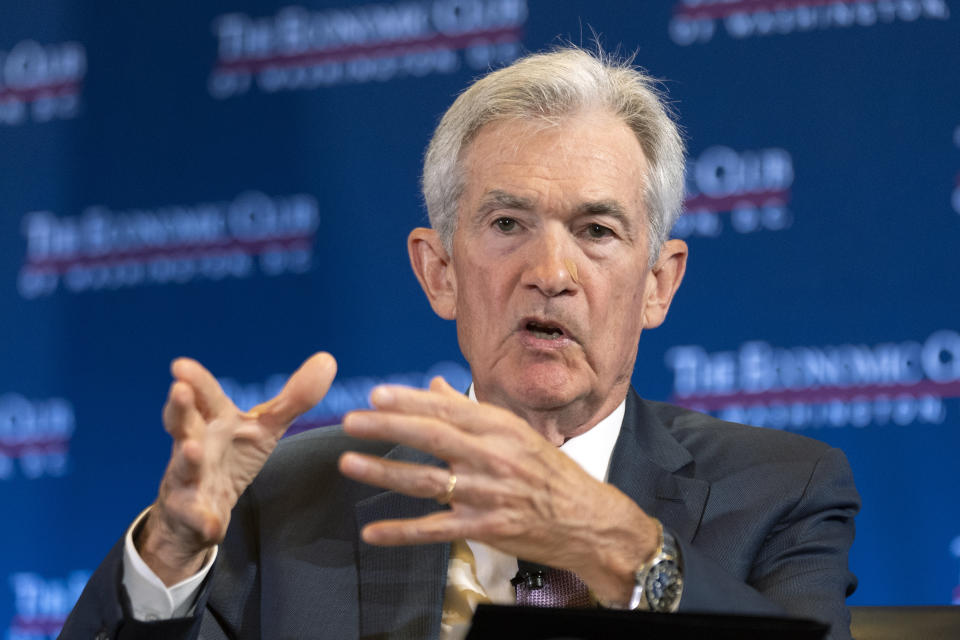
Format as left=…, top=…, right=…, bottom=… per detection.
left=645, top=559, right=683, bottom=611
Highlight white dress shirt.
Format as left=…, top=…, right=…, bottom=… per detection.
left=122, top=508, right=218, bottom=620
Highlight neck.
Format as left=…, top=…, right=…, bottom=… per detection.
left=473, top=382, right=629, bottom=447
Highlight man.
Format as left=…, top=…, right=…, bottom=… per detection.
left=61, top=47, right=859, bottom=640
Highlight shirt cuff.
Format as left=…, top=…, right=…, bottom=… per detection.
left=121, top=507, right=219, bottom=621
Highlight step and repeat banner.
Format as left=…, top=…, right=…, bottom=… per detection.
left=1, top=1, right=958, bottom=636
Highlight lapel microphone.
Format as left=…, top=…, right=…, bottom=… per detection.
left=511, top=559, right=549, bottom=590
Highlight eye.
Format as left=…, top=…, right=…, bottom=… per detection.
left=494, top=217, right=518, bottom=233
left=586, top=223, right=614, bottom=239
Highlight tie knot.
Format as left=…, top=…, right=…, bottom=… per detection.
left=514, top=567, right=593, bottom=609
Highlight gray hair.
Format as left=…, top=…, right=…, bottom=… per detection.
left=421, top=46, right=686, bottom=264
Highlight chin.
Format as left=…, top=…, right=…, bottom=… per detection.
left=509, top=367, right=584, bottom=410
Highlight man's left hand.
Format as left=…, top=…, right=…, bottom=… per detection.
left=338, top=376, right=659, bottom=604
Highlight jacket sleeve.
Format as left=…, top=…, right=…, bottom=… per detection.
left=677, top=446, right=860, bottom=640
left=56, top=534, right=203, bottom=640
left=58, top=488, right=261, bottom=640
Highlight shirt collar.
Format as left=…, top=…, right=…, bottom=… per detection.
left=467, top=384, right=626, bottom=482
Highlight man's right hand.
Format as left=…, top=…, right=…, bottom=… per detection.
left=136, top=352, right=337, bottom=586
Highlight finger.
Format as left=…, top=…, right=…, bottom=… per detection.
left=171, top=358, right=232, bottom=419
left=166, top=438, right=204, bottom=487
left=367, top=384, right=506, bottom=435
left=361, top=511, right=467, bottom=546
left=339, top=452, right=453, bottom=499
left=162, top=381, right=203, bottom=440
left=249, top=352, right=337, bottom=428
left=157, top=442, right=222, bottom=542
left=342, top=410, right=473, bottom=461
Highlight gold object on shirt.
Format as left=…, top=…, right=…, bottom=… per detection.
left=440, top=539, right=491, bottom=639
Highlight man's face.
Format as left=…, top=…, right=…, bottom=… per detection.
left=439, top=109, right=680, bottom=432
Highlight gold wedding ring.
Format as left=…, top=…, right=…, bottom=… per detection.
left=436, top=472, right=457, bottom=504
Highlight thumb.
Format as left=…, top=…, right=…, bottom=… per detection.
left=249, top=352, right=337, bottom=428
left=428, top=376, right=462, bottom=397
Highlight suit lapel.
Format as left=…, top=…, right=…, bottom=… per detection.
left=355, top=446, right=449, bottom=640
left=608, top=390, right=710, bottom=544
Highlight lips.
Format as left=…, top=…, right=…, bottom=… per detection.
left=526, top=320, right=565, bottom=340
left=519, top=316, right=577, bottom=346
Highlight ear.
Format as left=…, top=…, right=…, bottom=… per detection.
left=408, top=227, right=457, bottom=320
left=642, top=239, right=688, bottom=329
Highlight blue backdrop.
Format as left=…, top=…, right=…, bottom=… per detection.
left=2, top=1, right=958, bottom=637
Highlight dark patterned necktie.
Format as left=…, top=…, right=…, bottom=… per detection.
left=514, top=565, right=593, bottom=608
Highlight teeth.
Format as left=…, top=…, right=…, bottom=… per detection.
left=531, top=329, right=559, bottom=340
left=528, top=323, right=563, bottom=340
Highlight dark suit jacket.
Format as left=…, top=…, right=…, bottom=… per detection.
left=60, top=390, right=860, bottom=640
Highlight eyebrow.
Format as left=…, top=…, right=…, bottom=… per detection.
left=577, top=199, right=636, bottom=238
left=476, top=190, right=535, bottom=215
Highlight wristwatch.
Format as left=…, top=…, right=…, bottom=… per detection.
left=601, top=518, right=684, bottom=612
left=637, top=520, right=683, bottom=612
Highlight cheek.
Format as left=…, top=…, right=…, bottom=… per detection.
left=454, top=266, right=503, bottom=336
left=459, top=255, right=515, bottom=305
left=457, top=265, right=492, bottom=308
left=594, top=270, right=648, bottom=336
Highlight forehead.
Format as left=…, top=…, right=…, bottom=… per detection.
left=459, top=109, right=649, bottom=214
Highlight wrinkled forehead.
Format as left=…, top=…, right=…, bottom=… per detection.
left=457, top=110, right=650, bottom=211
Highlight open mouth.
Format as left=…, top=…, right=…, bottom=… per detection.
left=525, top=320, right=566, bottom=341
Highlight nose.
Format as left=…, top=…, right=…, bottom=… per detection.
left=521, top=226, right=577, bottom=297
